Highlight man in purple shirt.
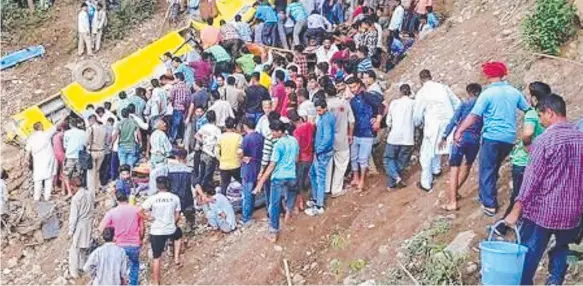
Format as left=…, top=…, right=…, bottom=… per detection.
left=240, top=118, right=264, bottom=225
left=505, top=94, right=583, bottom=285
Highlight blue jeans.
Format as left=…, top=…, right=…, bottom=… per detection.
left=520, top=218, right=580, bottom=285
left=241, top=181, right=255, bottom=223
left=478, top=138, right=513, bottom=209
left=262, top=22, right=277, bottom=46
left=170, top=110, right=184, bottom=143
left=122, top=246, right=140, bottom=285
left=310, top=152, right=333, bottom=207
left=268, top=178, right=297, bottom=233
left=350, top=137, right=374, bottom=171
left=195, top=153, right=217, bottom=190
left=383, top=144, right=414, bottom=187
left=118, top=145, right=138, bottom=167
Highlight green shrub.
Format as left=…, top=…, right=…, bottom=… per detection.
left=0, top=0, right=49, bottom=41
left=521, top=0, right=577, bottom=55
left=105, top=0, right=156, bottom=41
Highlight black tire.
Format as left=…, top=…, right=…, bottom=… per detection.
left=73, top=60, right=107, bottom=91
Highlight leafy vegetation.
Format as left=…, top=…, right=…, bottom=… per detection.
left=521, top=0, right=577, bottom=55
left=105, top=0, right=156, bottom=40
left=348, top=259, right=367, bottom=273
left=0, top=0, right=50, bottom=41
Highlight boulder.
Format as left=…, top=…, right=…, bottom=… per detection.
left=445, top=230, right=476, bottom=256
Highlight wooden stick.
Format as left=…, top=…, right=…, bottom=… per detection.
left=397, top=260, right=419, bottom=286
left=531, top=52, right=583, bottom=67
left=158, top=4, right=173, bottom=37
left=283, top=259, right=292, bottom=286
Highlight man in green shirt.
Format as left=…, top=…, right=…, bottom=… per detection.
left=235, top=47, right=257, bottom=75
left=112, top=108, right=142, bottom=167
left=497, top=81, right=550, bottom=235
left=206, top=44, right=232, bottom=74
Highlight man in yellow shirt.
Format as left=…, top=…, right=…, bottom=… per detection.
left=217, top=117, right=243, bottom=194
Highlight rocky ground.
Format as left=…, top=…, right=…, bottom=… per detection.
left=2, top=0, right=583, bottom=284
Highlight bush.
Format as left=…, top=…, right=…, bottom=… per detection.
left=0, top=0, right=49, bottom=40
left=105, top=0, right=156, bottom=41
left=521, top=0, right=577, bottom=55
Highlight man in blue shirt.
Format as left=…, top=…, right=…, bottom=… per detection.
left=172, top=57, right=195, bottom=88
left=454, top=62, right=530, bottom=216
left=254, top=1, right=279, bottom=46
left=286, top=0, right=308, bottom=46
left=305, top=99, right=335, bottom=217
left=346, top=76, right=382, bottom=192
left=253, top=120, right=299, bottom=243
left=440, top=83, right=483, bottom=211
left=240, top=118, right=264, bottom=225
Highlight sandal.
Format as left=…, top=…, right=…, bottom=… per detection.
left=440, top=204, right=459, bottom=212
left=482, top=205, right=496, bottom=217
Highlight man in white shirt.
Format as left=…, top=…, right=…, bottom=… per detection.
left=315, top=37, right=339, bottom=63
left=208, top=90, right=235, bottom=128
left=413, top=70, right=460, bottom=192
left=305, top=10, right=332, bottom=44
left=297, top=88, right=316, bottom=122
left=139, top=176, right=183, bottom=285
left=78, top=3, right=93, bottom=56
left=91, top=3, right=107, bottom=52
left=363, top=70, right=383, bottom=96
left=384, top=84, right=416, bottom=190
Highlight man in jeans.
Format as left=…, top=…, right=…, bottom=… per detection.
left=254, top=120, right=299, bottom=242
left=384, top=84, right=416, bottom=190
left=99, top=190, right=143, bottom=285
left=286, top=0, right=308, bottom=47
left=112, top=109, right=141, bottom=167
left=169, top=72, right=191, bottom=143
left=455, top=62, right=530, bottom=217
left=240, top=118, right=264, bottom=225
left=497, top=81, right=550, bottom=234
left=217, top=118, right=243, bottom=194
left=505, top=94, right=583, bottom=285
left=305, top=100, right=335, bottom=216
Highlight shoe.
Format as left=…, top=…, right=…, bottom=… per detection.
left=331, top=189, right=348, bottom=198
left=395, top=178, right=407, bottom=188
left=433, top=171, right=443, bottom=177
left=482, top=205, right=497, bottom=217
left=304, top=206, right=324, bottom=216
left=305, top=200, right=316, bottom=208
left=416, top=182, right=432, bottom=193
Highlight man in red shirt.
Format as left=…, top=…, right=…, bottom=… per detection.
left=271, top=70, right=289, bottom=117
left=289, top=110, right=314, bottom=212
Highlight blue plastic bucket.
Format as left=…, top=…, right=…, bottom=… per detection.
left=479, top=221, right=528, bottom=285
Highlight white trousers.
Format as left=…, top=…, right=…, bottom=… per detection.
left=34, top=177, right=54, bottom=201
left=68, top=245, right=87, bottom=277
left=419, top=137, right=442, bottom=190
left=325, top=149, right=350, bottom=195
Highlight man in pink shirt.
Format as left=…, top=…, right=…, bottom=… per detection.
left=406, top=0, right=432, bottom=35
left=271, top=70, right=289, bottom=117
left=200, top=18, right=221, bottom=49
left=99, top=190, right=144, bottom=285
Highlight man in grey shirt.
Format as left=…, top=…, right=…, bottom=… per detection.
left=83, top=227, right=128, bottom=285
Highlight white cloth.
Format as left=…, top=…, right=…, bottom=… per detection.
left=0, top=179, right=7, bottom=215
left=208, top=100, right=235, bottom=128
left=298, top=100, right=317, bottom=121
left=78, top=10, right=90, bottom=33
left=26, top=128, right=58, bottom=182
left=414, top=80, right=460, bottom=189
left=374, top=23, right=383, bottom=48
left=69, top=188, right=94, bottom=247
left=83, top=242, right=128, bottom=286
left=141, top=191, right=181, bottom=235
left=386, top=96, right=416, bottom=146
left=367, top=82, right=383, bottom=95
left=315, top=44, right=339, bottom=63
left=197, top=123, right=222, bottom=157
left=91, top=10, right=107, bottom=34
left=389, top=5, right=404, bottom=31
left=255, top=114, right=271, bottom=138
left=325, top=149, right=349, bottom=195
left=307, top=14, right=332, bottom=31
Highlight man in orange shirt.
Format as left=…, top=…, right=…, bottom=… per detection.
left=200, top=18, right=221, bottom=49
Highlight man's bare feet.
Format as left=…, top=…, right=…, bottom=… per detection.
left=284, top=212, right=292, bottom=223
left=265, top=233, right=278, bottom=243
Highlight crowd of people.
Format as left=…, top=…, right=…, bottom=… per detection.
left=11, top=0, right=583, bottom=285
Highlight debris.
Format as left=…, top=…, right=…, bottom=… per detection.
left=292, top=273, right=305, bottom=285
left=41, top=215, right=60, bottom=240
left=445, top=230, right=476, bottom=256
left=358, top=279, right=376, bottom=286
left=274, top=245, right=283, bottom=252
left=343, top=275, right=358, bottom=285
left=378, top=244, right=389, bottom=254
left=466, top=262, right=478, bottom=274
left=283, top=259, right=292, bottom=286
left=397, top=260, right=419, bottom=286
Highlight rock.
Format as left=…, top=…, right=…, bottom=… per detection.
left=7, top=257, right=18, bottom=268
left=292, top=273, right=305, bottom=285
left=502, top=29, right=512, bottom=37
left=445, top=230, right=477, bottom=256
left=273, top=245, right=283, bottom=252
left=343, top=276, right=358, bottom=285
left=574, top=0, right=583, bottom=22
left=466, top=262, right=478, bottom=274
left=31, top=264, right=42, bottom=276
left=52, top=276, right=68, bottom=285
left=378, top=244, right=389, bottom=254
left=310, top=262, right=318, bottom=270
left=3, top=268, right=12, bottom=275
left=359, top=279, right=376, bottom=286
left=367, top=224, right=375, bottom=229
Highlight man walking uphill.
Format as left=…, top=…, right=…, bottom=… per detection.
left=504, top=94, right=583, bottom=285
left=455, top=62, right=530, bottom=217
left=68, top=177, right=94, bottom=279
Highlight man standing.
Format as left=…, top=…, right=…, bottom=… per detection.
left=388, top=0, right=404, bottom=48
left=219, top=20, right=243, bottom=57
left=216, top=118, right=243, bottom=194
left=26, top=113, right=67, bottom=201
left=240, top=118, right=264, bottom=225
left=86, top=115, right=107, bottom=198
left=325, top=85, right=354, bottom=197
left=169, top=72, right=191, bottom=143
left=505, top=94, right=583, bottom=285
left=194, top=111, right=222, bottom=190
left=112, top=109, right=141, bottom=167
left=78, top=3, right=92, bottom=56
left=68, top=177, right=94, bottom=279
left=315, top=37, right=338, bottom=64
left=149, top=118, right=173, bottom=169
left=64, top=118, right=88, bottom=197
left=414, top=69, right=460, bottom=192
left=455, top=62, right=529, bottom=216
left=225, top=76, right=245, bottom=115
left=139, top=176, right=183, bottom=285
left=172, top=58, right=195, bottom=88
left=286, top=0, right=308, bottom=47
left=83, top=227, right=128, bottom=285
left=254, top=120, right=299, bottom=242
left=384, top=84, right=416, bottom=190
left=272, top=71, right=289, bottom=117
left=99, top=190, right=143, bottom=285
left=167, top=150, right=196, bottom=233
left=305, top=100, right=335, bottom=216
left=91, top=3, right=107, bottom=53
left=254, top=0, right=279, bottom=46
left=244, top=72, right=271, bottom=124
left=232, top=14, right=253, bottom=42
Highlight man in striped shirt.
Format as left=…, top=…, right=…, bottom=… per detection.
left=505, top=94, right=583, bottom=285
left=169, top=72, right=191, bottom=143
left=356, top=46, right=373, bottom=74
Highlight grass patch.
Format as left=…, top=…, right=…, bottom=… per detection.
left=521, top=0, right=577, bottom=55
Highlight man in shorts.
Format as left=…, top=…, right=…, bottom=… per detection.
left=439, top=83, right=483, bottom=211
left=139, top=176, right=182, bottom=285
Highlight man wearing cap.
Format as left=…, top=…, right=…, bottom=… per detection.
left=455, top=62, right=530, bottom=217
